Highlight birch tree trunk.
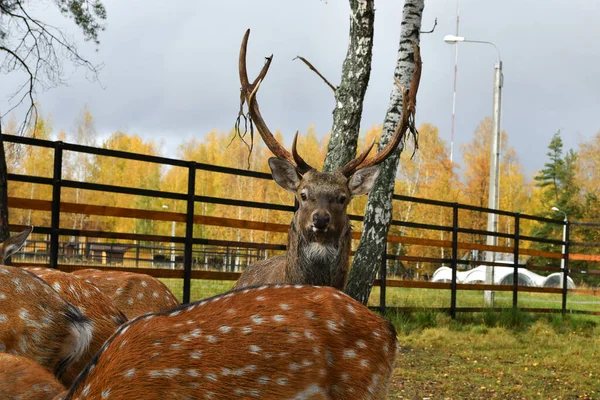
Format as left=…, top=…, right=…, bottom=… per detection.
left=322, top=0, right=374, bottom=172
left=345, top=0, right=424, bottom=304
left=0, top=133, right=10, bottom=248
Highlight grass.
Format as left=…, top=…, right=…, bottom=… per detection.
left=368, top=286, right=600, bottom=313
left=387, top=311, right=600, bottom=399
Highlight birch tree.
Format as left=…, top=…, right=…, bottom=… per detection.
left=317, top=0, right=375, bottom=172
left=345, top=0, right=424, bottom=304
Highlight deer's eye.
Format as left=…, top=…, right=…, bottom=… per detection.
left=300, top=192, right=307, bottom=201
left=338, top=195, right=347, bottom=204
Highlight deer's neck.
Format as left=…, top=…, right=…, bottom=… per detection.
left=284, top=216, right=351, bottom=290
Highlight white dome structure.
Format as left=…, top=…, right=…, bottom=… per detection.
left=542, top=273, right=576, bottom=289
left=431, top=263, right=576, bottom=289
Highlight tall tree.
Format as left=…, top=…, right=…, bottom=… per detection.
left=320, top=0, right=374, bottom=172
left=530, top=131, right=580, bottom=251
left=0, top=0, right=106, bottom=242
left=345, top=0, right=424, bottom=304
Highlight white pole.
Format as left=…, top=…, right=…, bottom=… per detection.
left=484, top=60, right=503, bottom=306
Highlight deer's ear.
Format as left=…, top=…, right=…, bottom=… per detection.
left=268, top=158, right=302, bottom=193
left=348, top=166, right=380, bottom=197
left=0, top=226, right=33, bottom=263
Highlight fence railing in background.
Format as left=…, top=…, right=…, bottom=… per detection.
left=5, top=134, right=600, bottom=317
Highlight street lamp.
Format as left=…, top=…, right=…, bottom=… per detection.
left=162, top=204, right=176, bottom=269
left=444, top=34, right=503, bottom=306
left=551, top=207, right=568, bottom=287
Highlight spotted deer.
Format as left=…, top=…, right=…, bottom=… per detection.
left=234, top=29, right=421, bottom=290
left=63, top=284, right=398, bottom=399
left=0, top=266, right=92, bottom=387
left=73, top=268, right=180, bottom=319
left=0, top=353, right=67, bottom=400
left=24, top=267, right=128, bottom=384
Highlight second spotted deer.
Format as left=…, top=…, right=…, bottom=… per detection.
left=64, top=284, right=398, bottom=399
left=73, top=269, right=180, bottom=319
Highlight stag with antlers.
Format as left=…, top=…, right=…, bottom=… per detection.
left=234, top=30, right=421, bottom=290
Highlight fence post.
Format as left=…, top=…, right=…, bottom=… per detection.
left=379, top=242, right=387, bottom=314
left=183, top=162, right=196, bottom=304
left=562, top=220, right=570, bottom=316
left=512, top=214, right=520, bottom=311
left=451, top=203, right=458, bottom=319
left=49, top=141, right=63, bottom=269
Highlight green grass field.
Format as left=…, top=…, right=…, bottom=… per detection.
left=386, top=311, right=600, bottom=399
left=159, top=278, right=599, bottom=399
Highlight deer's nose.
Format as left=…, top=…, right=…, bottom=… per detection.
left=313, top=213, right=331, bottom=230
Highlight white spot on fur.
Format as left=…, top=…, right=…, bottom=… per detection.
left=241, top=326, right=253, bottom=334
left=249, top=344, right=261, bottom=354
left=190, top=350, right=202, bottom=359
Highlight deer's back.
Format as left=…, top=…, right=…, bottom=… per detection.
left=73, top=269, right=179, bottom=319
left=65, top=285, right=398, bottom=400
left=233, top=254, right=286, bottom=289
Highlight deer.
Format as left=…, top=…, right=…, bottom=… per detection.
left=23, top=266, right=128, bottom=384
left=72, top=268, right=180, bottom=319
left=233, top=29, right=421, bottom=290
left=0, top=353, right=67, bottom=400
left=63, top=284, right=398, bottom=399
left=0, top=230, right=93, bottom=387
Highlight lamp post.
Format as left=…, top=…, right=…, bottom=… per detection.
left=444, top=34, right=503, bottom=306
left=162, top=204, right=176, bottom=269
left=551, top=207, right=568, bottom=287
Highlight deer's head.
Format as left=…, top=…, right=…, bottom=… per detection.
left=237, top=29, right=420, bottom=243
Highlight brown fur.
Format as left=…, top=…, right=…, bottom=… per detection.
left=64, top=285, right=398, bottom=400
left=235, top=169, right=366, bottom=291
left=0, top=265, right=91, bottom=387
left=24, top=267, right=128, bottom=384
left=0, top=353, right=66, bottom=400
left=72, top=269, right=180, bottom=319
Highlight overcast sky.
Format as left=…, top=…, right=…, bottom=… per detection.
left=4, top=0, right=600, bottom=176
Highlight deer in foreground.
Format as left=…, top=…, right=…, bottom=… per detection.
left=24, top=267, right=128, bottom=384
left=0, top=230, right=93, bottom=387
left=63, top=284, right=398, bottom=400
left=234, top=29, right=421, bottom=290
left=0, top=353, right=67, bottom=400
left=73, top=268, right=180, bottom=319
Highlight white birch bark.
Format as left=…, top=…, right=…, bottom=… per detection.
left=345, top=0, right=424, bottom=304
left=322, top=0, right=375, bottom=172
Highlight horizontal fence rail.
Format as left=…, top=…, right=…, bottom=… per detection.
left=4, top=134, right=600, bottom=317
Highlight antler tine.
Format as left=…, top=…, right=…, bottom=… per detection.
left=337, top=137, right=376, bottom=177
left=338, top=42, right=422, bottom=177
left=291, top=131, right=314, bottom=174
left=239, top=29, right=296, bottom=166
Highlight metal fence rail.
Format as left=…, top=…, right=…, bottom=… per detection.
left=5, top=134, right=600, bottom=317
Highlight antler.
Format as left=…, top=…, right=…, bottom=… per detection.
left=238, top=29, right=313, bottom=174
left=338, top=41, right=422, bottom=177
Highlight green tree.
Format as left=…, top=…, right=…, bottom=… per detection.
left=530, top=132, right=580, bottom=253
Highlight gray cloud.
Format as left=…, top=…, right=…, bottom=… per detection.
left=4, top=0, right=599, bottom=175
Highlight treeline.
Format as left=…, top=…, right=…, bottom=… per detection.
left=6, top=107, right=600, bottom=281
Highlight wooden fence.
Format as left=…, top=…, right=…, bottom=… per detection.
left=5, top=133, right=600, bottom=317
